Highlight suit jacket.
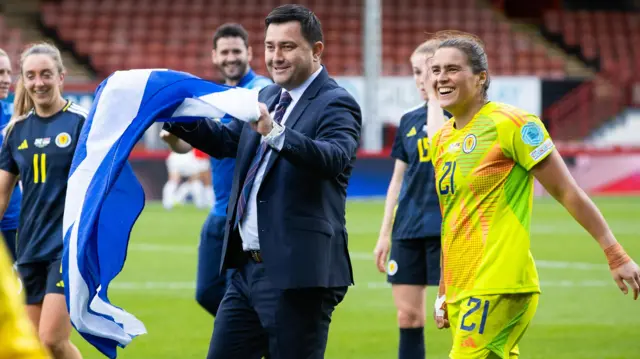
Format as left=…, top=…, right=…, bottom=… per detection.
left=165, top=68, right=362, bottom=289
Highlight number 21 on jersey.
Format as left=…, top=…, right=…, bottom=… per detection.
left=438, top=161, right=456, bottom=195
left=33, top=153, right=46, bottom=183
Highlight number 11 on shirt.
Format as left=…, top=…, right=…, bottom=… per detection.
left=439, top=161, right=456, bottom=195
left=33, top=153, right=46, bottom=183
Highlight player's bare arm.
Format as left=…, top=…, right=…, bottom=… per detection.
left=532, top=150, right=640, bottom=300
left=0, top=170, right=18, bottom=220
left=373, top=159, right=407, bottom=273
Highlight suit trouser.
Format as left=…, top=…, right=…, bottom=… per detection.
left=206, top=257, right=348, bottom=359
left=195, top=215, right=234, bottom=316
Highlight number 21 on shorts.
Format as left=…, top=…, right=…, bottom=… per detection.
left=460, top=297, right=490, bottom=334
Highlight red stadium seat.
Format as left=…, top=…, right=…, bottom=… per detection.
left=35, top=0, right=571, bottom=78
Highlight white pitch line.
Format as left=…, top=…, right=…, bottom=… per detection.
left=129, top=243, right=606, bottom=271
left=365, top=280, right=611, bottom=289
left=106, top=280, right=611, bottom=291
left=348, top=253, right=605, bottom=270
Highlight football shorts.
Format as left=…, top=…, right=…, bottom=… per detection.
left=16, top=258, right=65, bottom=305
left=448, top=293, right=539, bottom=359
left=387, top=237, right=441, bottom=286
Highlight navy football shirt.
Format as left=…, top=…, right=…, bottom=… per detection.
left=390, top=104, right=448, bottom=240
left=0, top=101, right=86, bottom=264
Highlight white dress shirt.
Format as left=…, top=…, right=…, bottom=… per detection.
left=239, top=67, right=323, bottom=250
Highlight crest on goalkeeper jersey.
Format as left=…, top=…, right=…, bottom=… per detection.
left=462, top=134, right=477, bottom=154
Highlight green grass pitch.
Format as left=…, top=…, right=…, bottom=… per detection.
left=71, top=197, right=640, bottom=358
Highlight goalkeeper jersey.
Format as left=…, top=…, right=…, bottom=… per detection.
left=431, top=101, right=555, bottom=303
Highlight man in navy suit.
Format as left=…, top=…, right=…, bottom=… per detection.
left=163, top=4, right=362, bottom=359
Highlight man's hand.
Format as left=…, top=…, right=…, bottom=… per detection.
left=160, top=129, right=178, bottom=145
left=611, top=260, right=640, bottom=300
left=159, top=129, right=192, bottom=154
left=250, top=103, right=274, bottom=136
left=373, top=234, right=391, bottom=273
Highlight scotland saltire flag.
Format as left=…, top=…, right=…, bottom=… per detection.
left=62, top=69, right=260, bottom=358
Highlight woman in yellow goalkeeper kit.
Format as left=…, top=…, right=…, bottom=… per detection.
left=425, top=31, right=640, bottom=359
left=0, top=240, right=49, bottom=358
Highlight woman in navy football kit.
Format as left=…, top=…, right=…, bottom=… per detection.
left=0, top=43, right=84, bottom=359
left=373, top=39, right=448, bottom=359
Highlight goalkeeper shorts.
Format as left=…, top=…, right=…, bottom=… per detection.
left=448, top=293, right=539, bottom=359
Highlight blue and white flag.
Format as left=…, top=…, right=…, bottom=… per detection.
left=62, top=69, right=261, bottom=358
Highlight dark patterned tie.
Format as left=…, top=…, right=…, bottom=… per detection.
left=234, top=91, right=292, bottom=229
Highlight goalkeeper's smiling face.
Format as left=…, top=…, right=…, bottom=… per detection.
left=212, top=37, right=251, bottom=84
left=430, top=47, right=486, bottom=115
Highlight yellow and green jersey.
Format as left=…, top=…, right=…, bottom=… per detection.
left=431, top=101, right=554, bottom=303
left=0, top=242, right=49, bottom=359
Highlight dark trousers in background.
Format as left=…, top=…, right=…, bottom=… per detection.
left=206, top=257, right=347, bottom=359
left=196, top=215, right=234, bottom=317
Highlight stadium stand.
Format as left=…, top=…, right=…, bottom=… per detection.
left=381, top=0, right=567, bottom=77
left=543, top=10, right=640, bottom=82
left=37, top=0, right=567, bottom=80
left=539, top=9, right=638, bottom=140
left=39, top=0, right=365, bottom=80
left=0, top=14, right=24, bottom=69
left=1, top=0, right=637, bottom=143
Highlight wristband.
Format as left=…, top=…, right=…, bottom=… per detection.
left=604, top=242, right=631, bottom=270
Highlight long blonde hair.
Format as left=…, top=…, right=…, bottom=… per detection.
left=0, top=48, right=8, bottom=59
left=5, top=43, right=66, bottom=137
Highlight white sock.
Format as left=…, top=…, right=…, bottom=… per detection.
left=191, top=181, right=206, bottom=209
left=162, top=181, right=178, bottom=210
left=174, top=182, right=190, bottom=205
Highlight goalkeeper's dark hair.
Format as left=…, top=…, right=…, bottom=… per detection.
left=265, top=4, right=323, bottom=46
left=213, top=23, right=249, bottom=49
left=433, top=30, right=490, bottom=100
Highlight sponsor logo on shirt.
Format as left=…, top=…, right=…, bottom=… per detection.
left=529, top=138, right=554, bottom=161
left=34, top=137, right=50, bottom=148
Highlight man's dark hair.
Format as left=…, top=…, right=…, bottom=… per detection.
left=265, top=4, right=323, bottom=45
left=213, top=23, right=249, bottom=49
